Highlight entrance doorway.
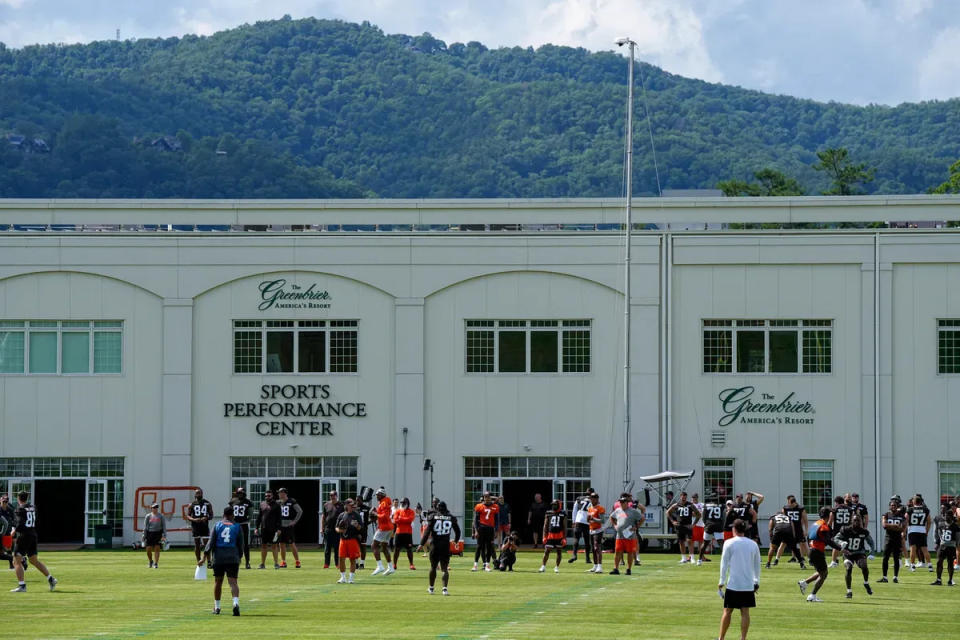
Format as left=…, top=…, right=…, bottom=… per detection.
left=34, top=479, right=85, bottom=543
left=271, top=479, right=320, bottom=545
left=502, top=479, right=552, bottom=544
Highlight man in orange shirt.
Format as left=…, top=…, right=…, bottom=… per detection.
left=472, top=492, right=499, bottom=572
left=586, top=492, right=606, bottom=573
left=392, top=497, right=417, bottom=570
left=370, top=488, right=395, bottom=576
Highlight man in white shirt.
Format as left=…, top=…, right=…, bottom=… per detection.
left=568, top=490, right=592, bottom=566
left=718, top=519, right=761, bottom=640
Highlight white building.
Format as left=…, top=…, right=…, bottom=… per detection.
left=1, top=196, right=959, bottom=546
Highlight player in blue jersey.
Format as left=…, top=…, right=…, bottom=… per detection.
left=203, top=507, right=242, bottom=616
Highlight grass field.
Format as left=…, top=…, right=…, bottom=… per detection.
left=2, top=548, right=956, bottom=639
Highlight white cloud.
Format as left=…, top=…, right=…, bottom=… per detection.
left=917, top=27, right=960, bottom=101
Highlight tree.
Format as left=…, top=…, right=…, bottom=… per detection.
left=931, top=158, right=960, bottom=194
left=718, top=168, right=804, bottom=196
left=812, top=147, right=874, bottom=195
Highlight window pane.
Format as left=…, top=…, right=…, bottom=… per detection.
left=61, top=332, right=90, bottom=374
left=803, top=330, right=832, bottom=374
left=234, top=330, right=262, bottom=373
left=498, top=331, right=526, bottom=372
left=703, top=329, right=732, bottom=373
left=466, top=330, right=494, bottom=373
left=801, top=460, right=833, bottom=511
left=702, top=459, right=734, bottom=503
left=736, top=331, right=764, bottom=373
left=769, top=331, right=798, bottom=373
left=329, top=329, right=358, bottom=373
left=501, top=457, right=528, bottom=478
left=940, top=462, right=960, bottom=496
left=28, top=331, right=57, bottom=373
left=93, top=332, right=122, bottom=373
left=530, top=331, right=558, bottom=372
left=298, top=331, right=326, bottom=373
left=562, top=330, right=590, bottom=372
left=0, top=331, right=24, bottom=373
left=266, top=332, right=294, bottom=372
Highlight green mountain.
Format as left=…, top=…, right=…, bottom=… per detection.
left=2, top=16, right=959, bottom=198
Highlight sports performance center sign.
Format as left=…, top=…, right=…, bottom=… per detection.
left=717, top=386, right=815, bottom=427
left=224, top=384, right=367, bottom=436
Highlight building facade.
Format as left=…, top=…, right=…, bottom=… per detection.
left=1, top=197, right=959, bottom=545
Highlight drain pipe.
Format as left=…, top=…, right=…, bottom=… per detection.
left=874, top=233, right=881, bottom=542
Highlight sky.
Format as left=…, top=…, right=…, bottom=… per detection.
left=1, top=0, right=959, bottom=106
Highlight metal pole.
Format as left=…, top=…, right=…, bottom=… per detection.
left=623, top=40, right=635, bottom=488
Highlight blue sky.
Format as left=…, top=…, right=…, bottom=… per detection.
left=1, top=0, right=958, bottom=106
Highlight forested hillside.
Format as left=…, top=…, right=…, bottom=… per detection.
left=2, top=16, right=959, bottom=198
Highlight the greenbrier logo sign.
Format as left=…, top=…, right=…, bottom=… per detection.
left=718, top=386, right=815, bottom=427
left=258, top=279, right=331, bottom=311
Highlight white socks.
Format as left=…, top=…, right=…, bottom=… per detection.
left=232, top=597, right=239, bottom=607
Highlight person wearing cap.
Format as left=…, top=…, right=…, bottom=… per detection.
left=276, top=488, right=303, bottom=569
left=321, top=489, right=344, bottom=569
left=228, top=487, right=253, bottom=570
left=185, top=488, right=214, bottom=568
left=142, top=502, right=167, bottom=569
left=717, top=519, right=761, bottom=640
left=608, top=492, right=645, bottom=575
left=370, top=487, right=395, bottom=575
left=335, top=498, right=364, bottom=583
left=392, top=497, right=417, bottom=571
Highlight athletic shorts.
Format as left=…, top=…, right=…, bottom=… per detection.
left=373, top=529, right=392, bottom=543
left=544, top=534, right=565, bottom=549
left=338, top=538, right=361, bottom=560
left=809, top=549, right=827, bottom=573
left=940, top=546, right=957, bottom=561
left=213, top=563, right=239, bottom=579
left=144, top=531, right=163, bottom=547
left=279, top=527, right=296, bottom=544
left=261, top=528, right=278, bottom=545
left=771, top=529, right=795, bottom=547
left=1, top=534, right=12, bottom=550
left=430, top=546, right=451, bottom=568
left=191, top=523, right=210, bottom=539
left=693, top=526, right=705, bottom=543
left=615, top=538, right=637, bottom=554
left=14, top=533, right=37, bottom=558
left=723, top=589, right=756, bottom=610
left=908, top=532, right=928, bottom=548
left=394, top=533, right=413, bottom=549
left=676, top=525, right=693, bottom=542
left=792, top=524, right=805, bottom=542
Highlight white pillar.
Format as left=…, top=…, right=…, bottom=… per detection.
left=161, top=298, right=193, bottom=484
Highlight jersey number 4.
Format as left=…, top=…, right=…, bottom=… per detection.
left=220, top=527, right=232, bottom=543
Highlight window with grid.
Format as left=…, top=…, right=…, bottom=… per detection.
left=463, top=479, right=483, bottom=533
left=702, top=319, right=832, bottom=374
left=229, top=456, right=358, bottom=479
left=801, top=460, right=834, bottom=511
left=465, top=319, right=592, bottom=374
left=938, top=320, right=960, bottom=374
left=939, top=462, right=960, bottom=496
left=702, top=458, right=734, bottom=503
left=233, top=320, right=358, bottom=374
left=0, top=457, right=123, bottom=479
left=0, top=320, right=122, bottom=375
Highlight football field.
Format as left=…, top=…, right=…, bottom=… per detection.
left=3, top=549, right=955, bottom=639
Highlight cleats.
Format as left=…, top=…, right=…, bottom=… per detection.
left=245, top=563, right=251, bottom=570
left=765, top=562, right=771, bottom=569
left=383, top=565, right=395, bottom=575
left=212, top=608, right=221, bottom=615
left=538, top=565, right=546, bottom=573
left=295, top=561, right=301, bottom=569
left=442, top=587, right=449, bottom=596
left=877, top=577, right=888, bottom=583
left=931, top=579, right=943, bottom=585
left=568, top=556, right=577, bottom=564
left=10, top=584, right=25, bottom=593
left=806, top=594, right=823, bottom=602
left=371, top=566, right=383, bottom=576
left=48, top=576, right=57, bottom=591
left=828, top=561, right=838, bottom=568
left=483, top=564, right=492, bottom=572
left=337, top=576, right=346, bottom=583
left=625, top=568, right=632, bottom=575
left=846, top=591, right=853, bottom=599
left=797, top=580, right=807, bottom=595
left=257, top=564, right=265, bottom=569
left=553, top=566, right=559, bottom=574
left=949, top=580, right=957, bottom=586
left=279, top=563, right=287, bottom=569
left=233, top=605, right=240, bottom=617
left=274, top=563, right=280, bottom=570
left=472, top=563, right=478, bottom=572
left=680, top=558, right=689, bottom=564
left=428, top=587, right=434, bottom=594
left=609, top=568, right=620, bottom=575
left=893, top=577, right=899, bottom=583
left=323, top=564, right=330, bottom=569
left=347, top=576, right=354, bottom=584
left=409, top=564, right=416, bottom=570
left=800, top=562, right=806, bottom=570
left=696, top=559, right=703, bottom=566
left=864, top=583, right=873, bottom=595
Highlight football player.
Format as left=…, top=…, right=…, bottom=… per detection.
left=472, top=492, right=499, bottom=572
left=797, top=507, right=842, bottom=602
left=539, top=499, right=567, bottom=573
left=185, top=488, right=214, bottom=568
left=931, top=506, right=959, bottom=585
left=906, top=494, right=932, bottom=571
left=423, top=501, right=461, bottom=595
left=782, top=495, right=809, bottom=561
left=699, top=500, right=725, bottom=565
left=228, top=487, right=253, bottom=570
left=276, top=488, right=302, bottom=569
left=878, top=497, right=906, bottom=583
left=9, top=491, right=57, bottom=593
left=255, top=489, right=280, bottom=569
left=204, top=507, right=242, bottom=616
left=766, top=512, right=802, bottom=569
left=828, top=495, right=853, bottom=568
left=370, top=488, right=394, bottom=575
left=666, top=491, right=701, bottom=564
left=832, top=514, right=875, bottom=599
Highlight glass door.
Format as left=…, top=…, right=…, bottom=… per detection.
left=85, top=479, right=107, bottom=544
left=7, top=479, right=33, bottom=504
left=320, top=479, right=338, bottom=544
